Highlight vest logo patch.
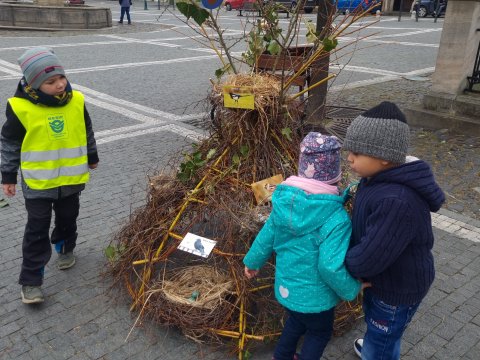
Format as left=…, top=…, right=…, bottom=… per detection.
left=46, top=114, right=68, bottom=140
left=49, top=119, right=64, bottom=133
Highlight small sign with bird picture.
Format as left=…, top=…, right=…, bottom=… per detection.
left=251, top=174, right=284, bottom=205
left=178, top=232, right=217, bottom=258
left=223, top=85, right=255, bottom=110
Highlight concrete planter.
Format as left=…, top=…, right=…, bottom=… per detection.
left=35, top=0, right=65, bottom=6
left=0, top=2, right=112, bottom=29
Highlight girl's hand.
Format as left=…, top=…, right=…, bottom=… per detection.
left=244, top=266, right=259, bottom=279
left=2, top=184, right=16, bottom=197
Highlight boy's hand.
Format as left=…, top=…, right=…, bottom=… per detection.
left=361, top=281, right=372, bottom=291
left=2, top=184, right=16, bottom=197
left=244, top=266, right=259, bottom=279
left=89, top=163, right=98, bottom=170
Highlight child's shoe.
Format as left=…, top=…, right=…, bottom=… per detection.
left=21, top=286, right=44, bottom=304
left=57, top=252, right=76, bottom=270
left=354, top=338, right=363, bottom=358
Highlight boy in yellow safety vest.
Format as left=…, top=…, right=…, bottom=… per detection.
left=0, top=47, right=99, bottom=304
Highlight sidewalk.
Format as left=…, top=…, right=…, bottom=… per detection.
left=0, top=77, right=479, bottom=359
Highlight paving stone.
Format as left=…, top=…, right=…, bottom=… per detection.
left=433, top=316, right=464, bottom=342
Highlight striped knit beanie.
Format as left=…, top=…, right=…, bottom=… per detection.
left=343, top=102, right=410, bottom=164
left=18, top=47, right=65, bottom=90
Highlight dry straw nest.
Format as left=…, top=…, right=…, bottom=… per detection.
left=160, top=265, right=234, bottom=310
left=107, top=73, right=362, bottom=352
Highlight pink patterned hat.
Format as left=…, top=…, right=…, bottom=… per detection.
left=298, top=132, right=342, bottom=185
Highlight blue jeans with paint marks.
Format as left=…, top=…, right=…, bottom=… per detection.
left=361, top=289, right=420, bottom=360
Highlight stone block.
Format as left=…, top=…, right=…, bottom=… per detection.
left=0, top=3, right=112, bottom=29
left=35, top=0, right=65, bottom=6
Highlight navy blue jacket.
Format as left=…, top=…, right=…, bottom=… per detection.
left=345, top=160, right=445, bottom=305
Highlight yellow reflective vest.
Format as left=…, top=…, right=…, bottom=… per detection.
left=8, top=90, right=89, bottom=190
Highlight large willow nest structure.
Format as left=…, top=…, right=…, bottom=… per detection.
left=107, top=74, right=362, bottom=357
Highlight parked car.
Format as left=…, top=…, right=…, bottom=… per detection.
left=337, top=0, right=381, bottom=14
left=224, top=0, right=253, bottom=11
left=271, top=0, right=316, bottom=13
left=224, top=0, right=314, bottom=13
left=413, top=0, right=447, bottom=17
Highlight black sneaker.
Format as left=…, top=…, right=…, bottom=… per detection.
left=354, top=338, right=363, bottom=358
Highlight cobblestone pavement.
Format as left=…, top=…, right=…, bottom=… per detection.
left=0, top=4, right=479, bottom=359
left=333, top=78, right=480, bottom=221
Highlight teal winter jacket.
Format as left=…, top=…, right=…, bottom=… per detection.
left=244, top=184, right=361, bottom=313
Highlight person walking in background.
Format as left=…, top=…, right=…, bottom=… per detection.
left=118, top=0, right=132, bottom=25
left=0, top=47, right=99, bottom=304
left=342, top=102, right=445, bottom=359
left=244, top=133, right=369, bottom=360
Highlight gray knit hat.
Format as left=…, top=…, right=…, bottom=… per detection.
left=343, top=102, right=410, bottom=164
left=18, top=47, right=65, bottom=90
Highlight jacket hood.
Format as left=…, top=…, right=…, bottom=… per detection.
left=367, top=160, right=445, bottom=212
left=14, top=80, right=29, bottom=100
left=270, top=184, right=346, bottom=236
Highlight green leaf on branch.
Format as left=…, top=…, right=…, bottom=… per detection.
left=215, top=64, right=232, bottom=80
left=267, top=41, right=281, bottom=55
left=104, top=244, right=126, bottom=262
left=193, top=151, right=202, bottom=162
left=305, top=19, right=318, bottom=43
left=232, top=154, right=240, bottom=165
left=240, top=144, right=249, bottom=157
left=177, top=149, right=210, bottom=183
left=177, top=2, right=209, bottom=26
left=281, top=127, right=292, bottom=141
left=322, top=36, right=338, bottom=52
left=105, top=245, right=116, bottom=260
left=206, top=148, right=217, bottom=160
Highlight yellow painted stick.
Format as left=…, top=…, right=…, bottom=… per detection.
left=189, top=198, right=208, bottom=204
left=290, top=74, right=337, bottom=100
left=238, top=299, right=245, bottom=360
left=200, top=24, right=227, bottom=68
left=270, top=131, right=296, bottom=166
left=249, top=284, right=273, bottom=292
left=209, top=329, right=266, bottom=341
left=212, top=249, right=245, bottom=257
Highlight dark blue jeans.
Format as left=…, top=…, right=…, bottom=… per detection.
left=361, top=290, right=420, bottom=360
left=273, top=308, right=334, bottom=360
left=120, top=7, right=131, bottom=23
